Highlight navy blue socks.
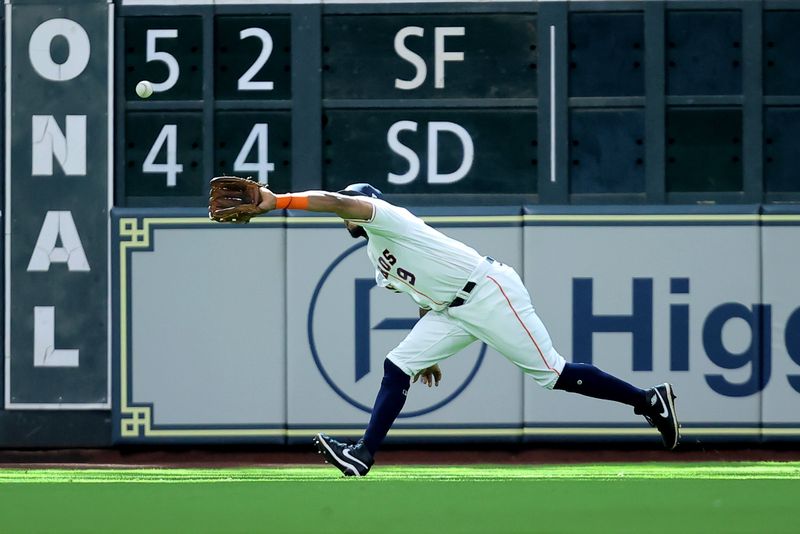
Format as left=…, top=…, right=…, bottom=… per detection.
left=554, top=362, right=648, bottom=411
left=362, top=359, right=411, bottom=456
left=363, top=361, right=648, bottom=455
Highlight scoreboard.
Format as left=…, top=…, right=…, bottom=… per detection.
left=118, top=1, right=538, bottom=206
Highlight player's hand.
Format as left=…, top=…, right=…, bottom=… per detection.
left=257, top=187, right=277, bottom=212
left=413, top=364, right=442, bottom=387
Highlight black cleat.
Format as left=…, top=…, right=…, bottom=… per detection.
left=636, top=383, right=680, bottom=450
left=313, top=433, right=374, bottom=477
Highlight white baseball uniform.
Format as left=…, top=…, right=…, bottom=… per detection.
left=348, top=198, right=567, bottom=389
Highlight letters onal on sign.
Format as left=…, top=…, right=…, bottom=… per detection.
left=25, top=18, right=94, bottom=370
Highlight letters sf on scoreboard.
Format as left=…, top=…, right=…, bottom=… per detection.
left=323, top=14, right=537, bottom=99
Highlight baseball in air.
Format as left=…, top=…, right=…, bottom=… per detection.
left=135, top=80, right=154, bottom=99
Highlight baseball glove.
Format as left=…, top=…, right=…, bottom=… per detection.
left=208, top=176, right=264, bottom=223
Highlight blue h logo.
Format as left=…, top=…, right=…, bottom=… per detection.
left=572, top=278, right=653, bottom=371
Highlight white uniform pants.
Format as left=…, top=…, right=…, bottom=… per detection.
left=386, top=260, right=567, bottom=389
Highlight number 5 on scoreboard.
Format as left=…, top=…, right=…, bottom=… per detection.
left=146, top=29, right=180, bottom=93
left=142, top=124, right=183, bottom=187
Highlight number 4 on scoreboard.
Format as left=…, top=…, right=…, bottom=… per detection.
left=142, top=124, right=183, bottom=187
left=233, top=123, right=275, bottom=185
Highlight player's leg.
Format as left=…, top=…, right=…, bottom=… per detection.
left=360, top=358, right=411, bottom=456
left=364, top=311, right=476, bottom=453
left=315, top=311, right=476, bottom=476
left=451, top=263, right=679, bottom=449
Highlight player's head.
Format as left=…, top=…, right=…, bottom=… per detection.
left=337, top=183, right=383, bottom=239
left=337, top=183, right=383, bottom=200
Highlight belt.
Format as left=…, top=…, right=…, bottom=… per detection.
left=449, top=257, right=495, bottom=308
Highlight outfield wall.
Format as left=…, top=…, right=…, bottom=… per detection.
left=111, top=205, right=800, bottom=445
left=1, top=0, right=799, bottom=448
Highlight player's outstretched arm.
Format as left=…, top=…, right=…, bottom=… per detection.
left=208, top=177, right=373, bottom=223
left=257, top=188, right=373, bottom=220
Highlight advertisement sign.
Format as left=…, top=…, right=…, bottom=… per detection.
left=523, top=209, right=776, bottom=440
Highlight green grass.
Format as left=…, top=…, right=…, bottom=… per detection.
left=0, top=463, right=797, bottom=533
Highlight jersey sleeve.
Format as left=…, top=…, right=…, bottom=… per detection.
left=346, top=198, right=414, bottom=237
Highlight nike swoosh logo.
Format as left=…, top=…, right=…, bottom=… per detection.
left=317, top=434, right=361, bottom=476
left=343, top=448, right=369, bottom=471
left=654, top=388, right=669, bottom=418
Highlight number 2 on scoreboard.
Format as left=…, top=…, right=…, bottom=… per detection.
left=238, top=28, right=274, bottom=91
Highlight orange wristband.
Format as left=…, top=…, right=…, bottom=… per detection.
left=275, top=193, right=310, bottom=210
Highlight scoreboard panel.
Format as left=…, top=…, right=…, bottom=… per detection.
left=214, top=111, right=292, bottom=190
left=124, top=16, right=203, bottom=101
left=118, top=3, right=537, bottom=206
left=214, top=16, right=292, bottom=101
left=121, top=7, right=295, bottom=206
left=320, top=11, right=537, bottom=196
left=322, top=109, right=537, bottom=194
left=322, top=14, right=537, bottom=99
left=115, top=1, right=800, bottom=207
left=125, top=112, right=204, bottom=198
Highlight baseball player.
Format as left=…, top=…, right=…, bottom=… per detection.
left=208, top=177, right=680, bottom=477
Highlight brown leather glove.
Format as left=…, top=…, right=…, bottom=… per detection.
left=208, top=176, right=264, bottom=223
